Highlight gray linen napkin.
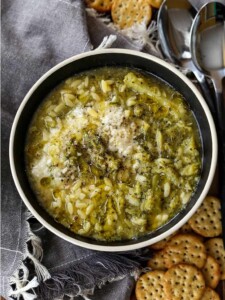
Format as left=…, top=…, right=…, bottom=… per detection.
left=1, top=1, right=150, bottom=299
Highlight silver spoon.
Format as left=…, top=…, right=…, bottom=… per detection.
left=157, top=0, right=216, bottom=114
left=190, top=1, right=225, bottom=245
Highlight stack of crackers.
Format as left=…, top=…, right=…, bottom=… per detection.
left=135, top=196, right=225, bottom=300
left=85, top=0, right=162, bottom=29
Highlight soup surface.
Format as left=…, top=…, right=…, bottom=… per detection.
left=25, top=67, right=201, bottom=241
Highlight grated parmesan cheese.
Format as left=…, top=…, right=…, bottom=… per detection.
left=99, top=106, right=137, bottom=156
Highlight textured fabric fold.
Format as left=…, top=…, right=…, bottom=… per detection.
left=36, top=250, right=150, bottom=299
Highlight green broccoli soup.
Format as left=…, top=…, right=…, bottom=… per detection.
left=25, top=67, right=202, bottom=241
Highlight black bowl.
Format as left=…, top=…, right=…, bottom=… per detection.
left=9, top=49, right=217, bottom=251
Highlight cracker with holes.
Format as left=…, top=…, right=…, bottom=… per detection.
left=135, top=270, right=166, bottom=300
left=188, top=196, right=222, bottom=237
left=179, top=222, right=194, bottom=234
left=85, top=0, right=114, bottom=12
left=147, top=0, right=163, bottom=8
left=149, top=232, right=177, bottom=250
left=147, top=249, right=168, bottom=270
left=165, top=233, right=207, bottom=268
left=164, top=264, right=205, bottom=300
left=205, top=238, right=225, bottom=280
left=149, top=238, right=169, bottom=250
left=202, top=255, right=221, bottom=289
left=111, top=0, right=152, bottom=29
left=201, top=287, right=221, bottom=300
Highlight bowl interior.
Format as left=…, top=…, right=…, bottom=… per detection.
left=11, top=51, right=214, bottom=249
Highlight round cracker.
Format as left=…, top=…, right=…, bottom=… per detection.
left=147, top=0, right=163, bottom=8
left=149, top=232, right=177, bottom=250
left=205, top=238, right=225, bottom=280
left=111, top=0, right=152, bottom=29
left=147, top=249, right=168, bottom=270
left=85, top=0, right=113, bottom=12
left=164, top=264, right=205, bottom=300
left=188, top=196, right=222, bottom=237
left=179, top=222, right=194, bottom=234
left=149, top=238, right=169, bottom=250
left=165, top=233, right=207, bottom=269
left=202, top=255, right=221, bottom=289
left=135, top=270, right=166, bottom=300
left=201, top=287, right=221, bottom=300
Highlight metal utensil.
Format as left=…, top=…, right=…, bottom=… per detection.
left=190, top=1, right=225, bottom=245
left=157, top=0, right=216, bottom=113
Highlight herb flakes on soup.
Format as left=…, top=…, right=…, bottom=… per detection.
left=25, top=67, right=202, bottom=241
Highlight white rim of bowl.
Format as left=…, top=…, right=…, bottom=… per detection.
left=9, top=49, right=218, bottom=251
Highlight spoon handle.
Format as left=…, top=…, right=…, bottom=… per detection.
left=198, top=79, right=217, bottom=117
left=215, top=92, right=225, bottom=246
left=193, top=70, right=217, bottom=116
